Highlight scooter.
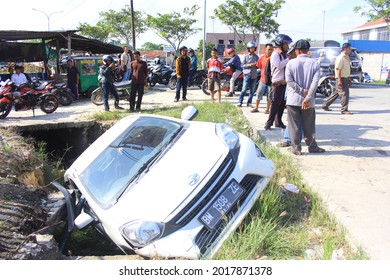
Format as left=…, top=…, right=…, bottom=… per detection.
left=316, top=67, right=336, bottom=97
left=168, top=69, right=207, bottom=90
left=91, top=80, right=132, bottom=106
left=362, top=72, right=373, bottom=83
left=147, top=64, right=173, bottom=87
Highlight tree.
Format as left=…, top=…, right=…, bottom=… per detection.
left=197, top=39, right=216, bottom=63
left=146, top=5, right=201, bottom=54
left=354, top=0, right=390, bottom=27
left=78, top=5, right=147, bottom=48
left=140, top=42, right=164, bottom=51
left=214, top=0, right=284, bottom=45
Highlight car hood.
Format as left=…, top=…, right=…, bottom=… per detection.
left=100, top=122, right=227, bottom=223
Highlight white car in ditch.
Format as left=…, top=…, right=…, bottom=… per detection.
left=59, top=106, right=274, bottom=259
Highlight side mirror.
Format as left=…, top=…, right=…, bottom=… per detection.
left=74, top=211, right=94, bottom=229
left=181, top=105, right=198, bottom=121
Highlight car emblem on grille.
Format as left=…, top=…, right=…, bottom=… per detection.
left=187, top=173, right=200, bottom=186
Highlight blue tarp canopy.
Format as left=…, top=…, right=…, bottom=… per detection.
left=348, top=40, right=390, bottom=53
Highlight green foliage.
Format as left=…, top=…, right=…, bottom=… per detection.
left=146, top=5, right=201, bottom=54
left=78, top=5, right=146, bottom=48
left=197, top=39, right=217, bottom=62
left=354, top=0, right=390, bottom=25
left=214, top=0, right=284, bottom=44
left=139, top=42, right=164, bottom=51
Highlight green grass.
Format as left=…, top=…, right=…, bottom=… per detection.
left=75, top=101, right=369, bottom=259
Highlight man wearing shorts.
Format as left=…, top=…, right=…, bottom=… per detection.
left=206, top=48, right=223, bottom=103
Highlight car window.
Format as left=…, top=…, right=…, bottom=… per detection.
left=80, top=117, right=182, bottom=207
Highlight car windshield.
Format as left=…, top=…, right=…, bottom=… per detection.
left=79, top=117, right=182, bottom=207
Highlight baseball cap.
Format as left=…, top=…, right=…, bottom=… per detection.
left=294, top=39, right=311, bottom=50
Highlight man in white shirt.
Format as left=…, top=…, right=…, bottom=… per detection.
left=121, top=46, right=133, bottom=81
left=11, top=66, right=27, bottom=86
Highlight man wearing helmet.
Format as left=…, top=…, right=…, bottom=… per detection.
left=174, top=46, right=191, bottom=102
left=99, top=55, right=122, bottom=111
left=223, top=48, right=243, bottom=97
left=188, top=48, right=198, bottom=85
left=264, top=34, right=292, bottom=130
left=237, top=41, right=259, bottom=107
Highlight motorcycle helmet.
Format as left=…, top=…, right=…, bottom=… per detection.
left=103, top=55, right=114, bottom=65
left=246, top=41, right=256, bottom=51
left=153, top=57, right=160, bottom=65
left=274, top=34, right=293, bottom=47
left=227, top=48, right=235, bottom=54
left=188, top=48, right=194, bottom=53
left=179, top=46, right=188, bottom=52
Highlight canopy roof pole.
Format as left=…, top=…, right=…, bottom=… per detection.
left=67, top=32, right=72, bottom=60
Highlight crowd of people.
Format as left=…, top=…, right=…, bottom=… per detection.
left=2, top=38, right=351, bottom=156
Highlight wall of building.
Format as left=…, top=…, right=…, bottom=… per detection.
left=360, top=52, right=390, bottom=81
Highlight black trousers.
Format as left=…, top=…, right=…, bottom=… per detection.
left=130, top=83, right=145, bottom=110
left=265, top=84, right=286, bottom=128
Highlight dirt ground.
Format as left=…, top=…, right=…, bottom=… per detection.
left=0, top=127, right=59, bottom=260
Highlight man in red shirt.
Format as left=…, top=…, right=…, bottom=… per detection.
left=251, top=43, right=273, bottom=113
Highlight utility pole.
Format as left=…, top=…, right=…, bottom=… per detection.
left=322, top=10, right=326, bottom=41
left=202, top=0, right=206, bottom=69
left=130, top=0, right=136, bottom=50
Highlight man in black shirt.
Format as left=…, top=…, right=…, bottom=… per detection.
left=174, top=46, right=191, bottom=102
left=66, top=59, right=80, bottom=100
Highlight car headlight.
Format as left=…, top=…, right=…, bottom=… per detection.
left=216, top=123, right=240, bottom=150
left=121, top=220, right=164, bottom=248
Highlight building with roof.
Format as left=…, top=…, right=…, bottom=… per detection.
left=341, top=19, right=390, bottom=81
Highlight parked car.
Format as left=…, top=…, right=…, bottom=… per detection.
left=386, top=70, right=390, bottom=85
left=310, top=47, right=363, bottom=82
left=55, top=106, right=275, bottom=259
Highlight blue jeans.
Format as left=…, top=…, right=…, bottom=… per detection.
left=238, top=75, right=257, bottom=104
left=123, top=69, right=131, bottom=81
left=102, top=83, right=119, bottom=110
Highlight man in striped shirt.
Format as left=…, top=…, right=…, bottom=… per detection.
left=206, top=48, right=223, bottom=103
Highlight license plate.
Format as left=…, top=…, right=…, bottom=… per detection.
left=199, top=180, right=244, bottom=230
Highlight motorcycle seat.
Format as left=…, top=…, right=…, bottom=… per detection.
left=114, top=80, right=132, bottom=87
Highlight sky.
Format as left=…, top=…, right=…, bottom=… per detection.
left=2, top=0, right=370, bottom=49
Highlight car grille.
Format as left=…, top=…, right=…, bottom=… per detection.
left=195, top=174, right=262, bottom=256
left=169, top=154, right=235, bottom=226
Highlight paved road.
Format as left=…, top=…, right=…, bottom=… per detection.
left=1, top=83, right=389, bottom=259
left=242, top=83, right=390, bottom=260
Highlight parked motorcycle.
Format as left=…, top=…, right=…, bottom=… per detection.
left=168, top=69, right=207, bottom=90
left=316, top=67, right=336, bottom=97
left=0, top=80, right=59, bottom=119
left=362, top=72, right=373, bottom=83
left=201, top=67, right=259, bottom=96
left=147, top=64, right=173, bottom=87
left=91, top=80, right=132, bottom=106
left=44, top=82, right=73, bottom=106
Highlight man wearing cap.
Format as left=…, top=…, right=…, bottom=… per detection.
left=285, top=39, right=325, bottom=155
left=322, top=42, right=353, bottom=114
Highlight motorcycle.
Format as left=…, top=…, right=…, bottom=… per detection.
left=44, top=82, right=73, bottom=106
left=168, top=69, right=207, bottom=90
left=316, top=67, right=336, bottom=97
left=0, top=80, right=59, bottom=119
left=147, top=64, right=173, bottom=87
left=201, top=67, right=259, bottom=96
left=91, top=80, right=132, bottom=106
left=362, top=72, right=373, bottom=83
